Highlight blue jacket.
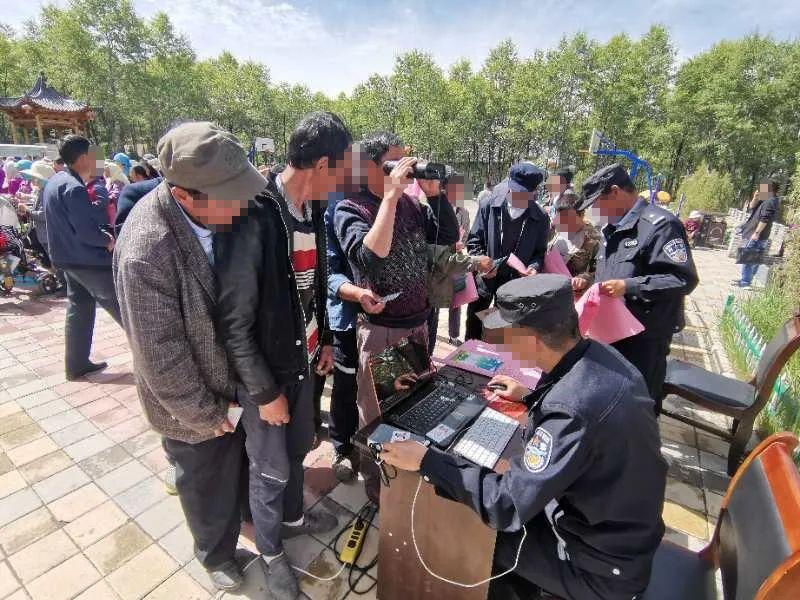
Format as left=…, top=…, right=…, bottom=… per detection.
left=324, top=195, right=357, bottom=331
left=43, top=168, right=113, bottom=269
left=115, top=177, right=162, bottom=234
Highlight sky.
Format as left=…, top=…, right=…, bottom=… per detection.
left=4, top=0, right=799, bottom=96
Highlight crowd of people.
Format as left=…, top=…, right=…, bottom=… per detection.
left=10, top=108, right=780, bottom=599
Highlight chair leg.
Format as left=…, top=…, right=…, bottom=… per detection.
left=727, top=417, right=754, bottom=476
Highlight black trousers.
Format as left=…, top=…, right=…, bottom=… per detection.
left=63, top=266, right=122, bottom=375
left=612, top=333, right=672, bottom=412
left=164, top=427, right=245, bottom=570
left=329, top=328, right=358, bottom=456
left=465, top=294, right=494, bottom=341
left=490, top=514, right=645, bottom=600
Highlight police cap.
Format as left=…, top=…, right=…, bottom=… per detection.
left=577, top=163, right=633, bottom=211
left=480, top=274, right=575, bottom=330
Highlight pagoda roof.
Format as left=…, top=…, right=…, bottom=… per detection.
left=0, top=72, right=88, bottom=114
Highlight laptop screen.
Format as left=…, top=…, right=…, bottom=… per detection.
left=368, top=337, right=432, bottom=405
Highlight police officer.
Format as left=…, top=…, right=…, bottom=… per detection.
left=380, top=275, right=667, bottom=600
left=578, top=164, right=699, bottom=410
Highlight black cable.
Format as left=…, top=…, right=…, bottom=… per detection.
left=329, top=502, right=379, bottom=596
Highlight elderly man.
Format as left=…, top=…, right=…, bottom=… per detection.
left=113, top=122, right=266, bottom=592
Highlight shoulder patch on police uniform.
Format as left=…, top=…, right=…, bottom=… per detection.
left=524, top=427, right=553, bottom=473
left=624, top=239, right=638, bottom=248
left=664, top=238, right=688, bottom=263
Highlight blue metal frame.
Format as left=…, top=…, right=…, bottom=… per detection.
left=593, top=133, right=655, bottom=203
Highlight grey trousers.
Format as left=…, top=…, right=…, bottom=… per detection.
left=241, top=378, right=315, bottom=556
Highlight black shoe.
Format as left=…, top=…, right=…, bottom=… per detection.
left=208, top=561, right=243, bottom=592
left=332, top=453, right=355, bottom=482
left=66, top=361, right=108, bottom=381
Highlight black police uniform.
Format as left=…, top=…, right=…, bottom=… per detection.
left=594, top=198, right=699, bottom=407
left=419, top=338, right=667, bottom=600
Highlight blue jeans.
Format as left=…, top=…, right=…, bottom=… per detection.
left=740, top=239, right=767, bottom=285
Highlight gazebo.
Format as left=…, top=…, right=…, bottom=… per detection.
left=0, top=72, right=94, bottom=144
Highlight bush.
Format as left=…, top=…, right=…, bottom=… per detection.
left=676, top=161, right=735, bottom=217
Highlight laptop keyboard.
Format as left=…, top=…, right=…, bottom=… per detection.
left=394, top=382, right=473, bottom=435
left=453, top=408, right=519, bottom=469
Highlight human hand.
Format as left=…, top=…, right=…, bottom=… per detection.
left=475, top=255, right=494, bottom=273
left=487, top=375, right=529, bottom=403
left=394, top=372, right=418, bottom=392
left=599, top=279, right=626, bottom=297
left=750, top=233, right=759, bottom=242
left=571, top=277, right=588, bottom=292
left=213, top=404, right=237, bottom=436
left=359, top=289, right=386, bottom=314
left=525, top=267, right=538, bottom=276
left=384, top=157, right=417, bottom=203
left=482, top=266, right=498, bottom=279
left=379, top=441, right=428, bottom=472
left=455, top=241, right=465, bottom=252
left=258, top=394, right=291, bottom=426
left=315, top=345, right=334, bottom=375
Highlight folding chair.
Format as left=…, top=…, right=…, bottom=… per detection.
left=661, top=313, right=800, bottom=475
left=642, top=432, right=800, bottom=599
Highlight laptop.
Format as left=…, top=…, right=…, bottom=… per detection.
left=369, top=338, right=486, bottom=448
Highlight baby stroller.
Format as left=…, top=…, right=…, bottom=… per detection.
left=0, top=196, right=58, bottom=296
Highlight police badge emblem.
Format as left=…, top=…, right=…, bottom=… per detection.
left=663, top=238, right=688, bottom=263
left=524, top=427, right=553, bottom=473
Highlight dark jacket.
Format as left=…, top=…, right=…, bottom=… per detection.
left=596, top=200, right=699, bottom=337
left=740, top=195, right=780, bottom=241
left=115, top=177, right=163, bottom=234
left=467, top=180, right=550, bottom=297
left=420, top=339, right=667, bottom=593
left=214, top=172, right=330, bottom=406
left=43, top=168, right=112, bottom=269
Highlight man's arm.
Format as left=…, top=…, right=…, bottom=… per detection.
left=361, top=158, right=416, bottom=257
left=624, top=220, right=699, bottom=302
left=116, top=257, right=227, bottom=433
left=527, top=211, right=550, bottom=272
left=752, top=196, right=779, bottom=239
left=215, top=217, right=282, bottom=405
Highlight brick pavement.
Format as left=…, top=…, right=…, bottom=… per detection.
left=0, top=247, right=739, bottom=599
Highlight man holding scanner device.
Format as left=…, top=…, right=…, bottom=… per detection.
left=379, top=274, right=667, bottom=600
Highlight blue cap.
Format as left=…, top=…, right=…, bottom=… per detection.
left=113, top=153, right=131, bottom=175
left=508, top=163, right=545, bottom=193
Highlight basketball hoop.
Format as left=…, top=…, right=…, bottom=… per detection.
left=585, top=128, right=655, bottom=204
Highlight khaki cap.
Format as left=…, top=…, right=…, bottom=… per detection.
left=157, top=121, right=266, bottom=200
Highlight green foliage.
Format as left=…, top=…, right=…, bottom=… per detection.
left=0, top=3, right=798, bottom=191
left=676, top=162, right=736, bottom=216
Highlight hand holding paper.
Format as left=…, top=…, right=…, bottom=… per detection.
left=543, top=248, right=572, bottom=277
left=507, top=253, right=529, bottom=276
left=574, top=283, right=644, bottom=344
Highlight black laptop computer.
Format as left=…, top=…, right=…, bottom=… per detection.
left=369, top=338, right=486, bottom=448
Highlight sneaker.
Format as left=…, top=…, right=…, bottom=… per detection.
left=264, top=553, right=300, bottom=600
left=730, top=279, right=743, bottom=287
left=164, top=464, right=178, bottom=496
left=281, top=510, right=338, bottom=539
left=332, top=453, right=355, bottom=482
left=208, top=560, right=243, bottom=591
left=448, top=337, right=464, bottom=346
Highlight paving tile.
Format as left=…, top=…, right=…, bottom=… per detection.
left=121, top=430, right=162, bottom=457
left=64, top=432, right=116, bottom=462
left=299, top=547, right=352, bottom=600
left=38, top=409, right=85, bottom=434
left=705, top=490, right=724, bottom=518
left=327, top=480, right=370, bottom=514
left=64, top=385, right=107, bottom=408
left=91, top=406, right=134, bottom=429
left=18, top=450, right=72, bottom=485
left=8, top=384, right=52, bottom=405
left=85, top=522, right=152, bottom=575
left=157, top=523, right=194, bottom=566
left=699, top=449, right=728, bottom=474
left=183, top=559, right=217, bottom=594
left=50, top=420, right=99, bottom=447
left=307, top=496, right=355, bottom=548
left=96, top=459, right=151, bottom=496
left=25, top=553, right=101, bottom=600
left=0, top=453, right=11, bottom=476
left=73, top=580, right=121, bottom=600
left=0, top=488, right=42, bottom=528
left=665, top=477, right=706, bottom=513
left=663, top=526, right=708, bottom=552
left=0, top=401, right=21, bottom=418
left=285, top=534, right=327, bottom=570
left=26, top=398, right=70, bottom=421
left=701, top=467, right=730, bottom=496
left=662, top=500, right=709, bottom=540
left=135, top=495, right=184, bottom=538
left=64, top=501, right=129, bottom=548
left=78, top=396, right=120, bottom=418
left=7, top=436, right=57, bottom=467
left=0, top=470, right=26, bottom=500
left=114, top=476, right=168, bottom=517
left=8, top=529, right=79, bottom=582
left=107, top=544, right=179, bottom=600
left=105, top=416, right=149, bottom=444
left=32, top=465, right=90, bottom=503
left=14, top=390, right=59, bottom=411
left=48, top=483, right=108, bottom=523
left=143, top=570, right=209, bottom=600
left=0, top=559, right=21, bottom=598
left=0, top=412, right=34, bottom=437
left=0, top=507, right=59, bottom=555
left=78, top=445, right=133, bottom=479
left=695, top=432, right=730, bottom=458
left=0, top=424, right=44, bottom=452
left=139, top=447, right=169, bottom=474
left=3, top=586, right=29, bottom=600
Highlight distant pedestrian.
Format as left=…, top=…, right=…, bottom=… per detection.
left=732, top=178, right=780, bottom=288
